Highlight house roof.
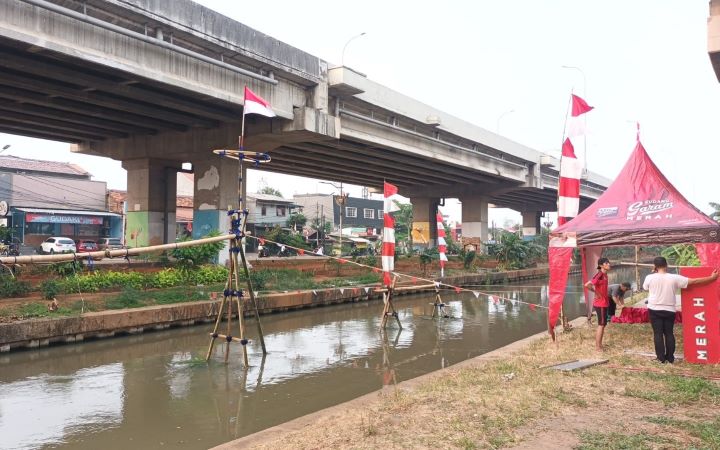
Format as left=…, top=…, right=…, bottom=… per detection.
left=0, top=155, right=91, bottom=178
left=552, top=141, right=720, bottom=246
left=248, top=193, right=296, bottom=204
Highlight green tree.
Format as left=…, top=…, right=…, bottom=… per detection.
left=286, top=212, right=307, bottom=230
left=393, top=201, right=413, bottom=252
left=170, top=230, right=226, bottom=267
left=488, top=230, right=543, bottom=270
left=263, top=225, right=310, bottom=254
left=259, top=187, right=283, bottom=198
left=661, top=244, right=700, bottom=267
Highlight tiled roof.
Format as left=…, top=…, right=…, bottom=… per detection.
left=0, top=155, right=91, bottom=177
left=107, top=190, right=194, bottom=210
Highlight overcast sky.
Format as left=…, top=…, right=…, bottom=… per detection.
left=2, top=0, right=718, bottom=226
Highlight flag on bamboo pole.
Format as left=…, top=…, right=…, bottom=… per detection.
left=557, top=138, right=582, bottom=226
left=436, top=211, right=448, bottom=277
left=566, top=94, right=593, bottom=138
left=382, top=182, right=400, bottom=286
left=243, top=87, right=276, bottom=117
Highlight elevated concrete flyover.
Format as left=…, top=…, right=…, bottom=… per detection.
left=0, top=0, right=610, bottom=249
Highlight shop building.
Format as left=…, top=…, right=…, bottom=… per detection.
left=0, top=155, right=121, bottom=247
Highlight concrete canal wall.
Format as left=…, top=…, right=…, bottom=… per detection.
left=0, top=266, right=569, bottom=352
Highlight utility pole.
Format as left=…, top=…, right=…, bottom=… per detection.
left=316, top=202, right=320, bottom=248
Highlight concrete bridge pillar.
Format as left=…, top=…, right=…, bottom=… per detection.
left=460, top=196, right=489, bottom=248
left=191, top=157, right=243, bottom=265
left=410, top=197, right=440, bottom=249
left=122, top=159, right=180, bottom=248
left=521, top=210, right=542, bottom=238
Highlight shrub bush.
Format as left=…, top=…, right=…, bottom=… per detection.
left=40, top=279, right=62, bottom=300
left=0, top=275, right=31, bottom=298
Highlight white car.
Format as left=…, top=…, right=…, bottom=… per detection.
left=39, top=237, right=77, bottom=254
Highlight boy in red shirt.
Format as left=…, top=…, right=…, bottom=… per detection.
left=585, top=257, right=611, bottom=351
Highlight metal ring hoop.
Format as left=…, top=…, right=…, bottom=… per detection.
left=213, top=149, right=271, bottom=164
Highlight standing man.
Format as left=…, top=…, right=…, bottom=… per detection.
left=643, top=256, right=718, bottom=364
left=585, top=257, right=611, bottom=351
left=607, top=282, right=632, bottom=322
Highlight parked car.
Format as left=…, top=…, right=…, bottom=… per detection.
left=39, top=237, right=77, bottom=254
left=75, top=239, right=99, bottom=253
left=97, top=237, right=125, bottom=251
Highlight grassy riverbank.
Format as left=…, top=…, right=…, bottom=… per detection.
left=235, top=319, right=720, bottom=450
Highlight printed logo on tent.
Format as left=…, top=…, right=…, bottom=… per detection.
left=595, top=207, right=619, bottom=218
left=626, top=199, right=674, bottom=221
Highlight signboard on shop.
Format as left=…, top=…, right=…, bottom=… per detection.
left=680, top=267, right=720, bottom=364
left=25, top=213, right=103, bottom=225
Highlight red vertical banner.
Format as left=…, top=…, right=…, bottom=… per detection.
left=680, top=267, right=720, bottom=364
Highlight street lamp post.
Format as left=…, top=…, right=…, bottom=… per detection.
left=341, top=32, right=366, bottom=67
left=320, top=181, right=345, bottom=255
left=561, top=65, right=588, bottom=176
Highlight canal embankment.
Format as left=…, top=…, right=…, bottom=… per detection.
left=215, top=314, right=720, bottom=450
left=0, top=266, right=567, bottom=352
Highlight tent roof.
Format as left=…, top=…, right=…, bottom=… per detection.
left=551, top=142, right=720, bottom=246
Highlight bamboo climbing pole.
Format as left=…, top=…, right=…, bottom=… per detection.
left=380, top=276, right=402, bottom=329
left=206, top=145, right=269, bottom=366
left=429, top=284, right=448, bottom=319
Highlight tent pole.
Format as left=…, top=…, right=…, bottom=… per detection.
left=635, top=246, right=640, bottom=291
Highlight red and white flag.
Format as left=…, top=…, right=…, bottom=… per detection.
left=557, top=138, right=582, bottom=225
left=566, top=94, right=593, bottom=138
left=436, top=211, right=448, bottom=277
left=382, top=182, right=399, bottom=287
left=243, top=87, right=275, bottom=117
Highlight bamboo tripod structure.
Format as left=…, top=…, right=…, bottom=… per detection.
left=379, top=276, right=402, bottom=329
left=206, top=145, right=268, bottom=366
left=429, top=284, right=449, bottom=319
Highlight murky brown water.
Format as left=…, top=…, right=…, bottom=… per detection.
left=0, top=270, right=637, bottom=449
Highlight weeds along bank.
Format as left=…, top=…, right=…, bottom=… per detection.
left=219, top=318, right=720, bottom=450
left=0, top=263, right=556, bottom=351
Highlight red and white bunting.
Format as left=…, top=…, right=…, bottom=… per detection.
left=382, top=182, right=400, bottom=286
left=436, top=211, right=448, bottom=277
left=558, top=93, right=593, bottom=226
left=558, top=138, right=581, bottom=225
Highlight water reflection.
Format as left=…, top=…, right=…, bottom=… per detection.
left=0, top=364, right=124, bottom=450
left=0, top=271, right=614, bottom=449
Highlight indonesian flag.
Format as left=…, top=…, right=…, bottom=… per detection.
left=243, top=87, right=275, bottom=117
left=436, top=211, right=448, bottom=277
left=382, top=182, right=400, bottom=287
left=557, top=138, right=582, bottom=225
left=566, top=94, right=593, bottom=138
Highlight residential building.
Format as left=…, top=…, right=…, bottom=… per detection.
left=293, top=193, right=383, bottom=235
left=0, top=155, right=122, bottom=247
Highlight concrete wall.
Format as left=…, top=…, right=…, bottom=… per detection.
left=2, top=172, right=107, bottom=210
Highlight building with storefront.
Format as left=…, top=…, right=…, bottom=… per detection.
left=0, top=155, right=122, bottom=247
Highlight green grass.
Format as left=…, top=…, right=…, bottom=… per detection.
left=624, top=374, right=720, bottom=406
left=105, top=286, right=215, bottom=309
left=576, top=431, right=676, bottom=450
left=646, top=416, right=720, bottom=449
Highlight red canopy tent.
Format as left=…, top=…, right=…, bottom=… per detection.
left=547, top=141, right=720, bottom=335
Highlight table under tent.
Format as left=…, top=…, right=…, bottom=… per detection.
left=548, top=141, right=720, bottom=338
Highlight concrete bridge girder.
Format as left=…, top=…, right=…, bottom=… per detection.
left=338, top=114, right=531, bottom=185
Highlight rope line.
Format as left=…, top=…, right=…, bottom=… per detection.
left=248, top=235, right=549, bottom=311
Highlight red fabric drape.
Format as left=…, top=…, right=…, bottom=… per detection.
left=548, top=247, right=574, bottom=334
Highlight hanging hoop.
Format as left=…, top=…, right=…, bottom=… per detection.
left=213, top=149, right=271, bottom=164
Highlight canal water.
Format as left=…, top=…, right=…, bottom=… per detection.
left=0, top=269, right=639, bottom=449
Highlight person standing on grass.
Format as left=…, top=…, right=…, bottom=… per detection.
left=643, top=256, right=718, bottom=364
left=585, top=257, right=612, bottom=351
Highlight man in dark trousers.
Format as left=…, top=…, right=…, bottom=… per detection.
left=643, top=257, right=718, bottom=363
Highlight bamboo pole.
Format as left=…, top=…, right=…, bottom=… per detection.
left=0, top=233, right=234, bottom=265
